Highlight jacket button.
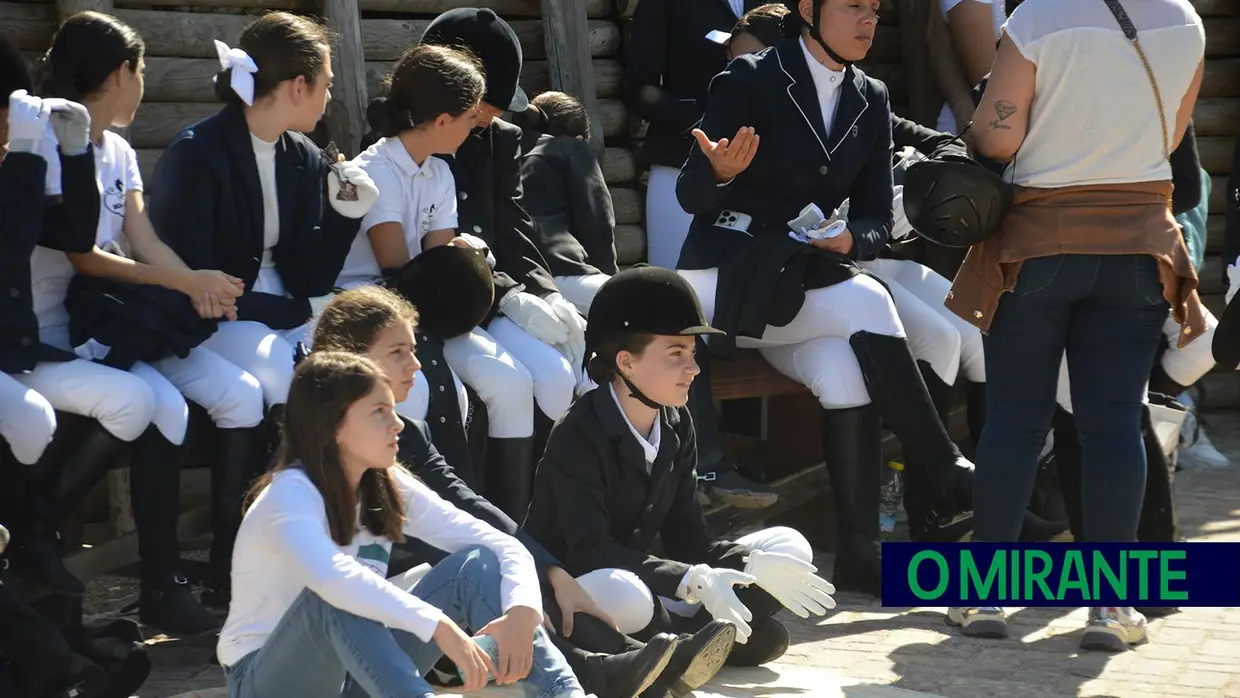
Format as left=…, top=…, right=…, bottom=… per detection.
left=9, top=287, right=19, bottom=298
left=973, top=310, right=983, bottom=319
left=459, top=191, right=469, bottom=200
left=632, top=528, right=641, bottom=537
left=19, top=336, right=32, bottom=347
left=439, top=416, right=447, bottom=423
left=431, top=359, right=438, bottom=366
left=819, top=166, right=828, bottom=175
left=645, top=504, right=653, bottom=512
left=438, top=385, right=445, bottom=392
left=472, top=225, right=482, bottom=233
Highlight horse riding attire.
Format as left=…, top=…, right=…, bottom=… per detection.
left=675, top=30, right=976, bottom=595
left=420, top=8, right=581, bottom=520
left=518, top=126, right=617, bottom=316
left=524, top=268, right=831, bottom=670
left=151, top=102, right=366, bottom=604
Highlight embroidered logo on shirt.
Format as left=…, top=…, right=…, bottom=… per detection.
left=420, top=203, right=437, bottom=234
left=356, top=542, right=391, bottom=578
left=103, top=178, right=125, bottom=217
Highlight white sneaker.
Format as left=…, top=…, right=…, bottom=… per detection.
left=946, top=607, right=1008, bottom=638
left=1080, top=607, right=1148, bottom=651
left=1180, top=426, right=1230, bottom=469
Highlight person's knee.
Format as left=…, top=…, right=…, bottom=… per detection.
left=467, top=353, right=535, bottom=418
left=756, top=527, right=813, bottom=563
left=533, top=355, right=576, bottom=420
left=3, top=397, right=57, bottom=465
left=789, top=340, right=870, bottom=409
left=959, top=329, right=986, bottom=383
left=211, top=372, right=266, bottom=429
left=833, top=276, right=902, bottom=337
left=453, top=545, right=501, bottom=582
left=95, top=377, right=157, bottom=442
left=578, top=569, right=655, bottom=636
left=251, top=336, right=297, bottom=407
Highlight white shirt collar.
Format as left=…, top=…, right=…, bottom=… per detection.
left=799, top=37, right=847, bottom=89
left=381, top=137, right=435, bottom=179
left=608, top=383, right=661, bottom=466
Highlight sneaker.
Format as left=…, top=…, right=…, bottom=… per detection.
left=1080, top=607, right=1148, bottom=651
left=946, top=607, right=1008, bottom=638
left=698, top=468, right=778, bottom=509
left=1177, top=397, right=1230, bottom=469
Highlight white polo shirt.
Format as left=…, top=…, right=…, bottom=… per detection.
left=30, top=127, right=142, bottom=344
left=335, top=138, right=460, bottom=289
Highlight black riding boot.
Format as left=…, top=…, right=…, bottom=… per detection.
left=547, top=610, right=679, bottom=698
left=483, top=437, right=535, bottom=522
left=917, top=361, right=953, bottom=429
left=641, top=620, right=737, bottom=698
left=202, top=424, right=267, bottom=609
left=130, top=426, right=216, bottom=634
left=820, top=406, right=882, bottom=597
left=19, top=422, right=127, bottom=595
left=848, top=332, right=973, bottom=540
left=689, top=339, right=777, bottom=509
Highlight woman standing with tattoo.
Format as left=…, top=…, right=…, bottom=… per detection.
left=947, top=0, right=1206, bottom=651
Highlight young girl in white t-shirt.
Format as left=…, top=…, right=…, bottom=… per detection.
left=219, top=351, right=594, bottom=698
left=339, top=44, right=575, bottom=521
left=27, top=10, right=267, bottom=634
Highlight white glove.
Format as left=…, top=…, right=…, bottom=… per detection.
left=682, top=564, right=758, bottom=643
left=1227, top=259, right=1240, bottom=305
left=891, top=185, right=914, bottom=241
left=44, top=98, right=91, bottom=156
left=327, top=159, right=380, bottom=219
left=743, top=550, right=836, bottom=618
left=6, top=90, right=52, bottom=154
left=546, top=292, right=586, bottom=377
left=498, top=289, right=570, bottom=345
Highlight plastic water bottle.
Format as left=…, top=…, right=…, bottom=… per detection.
left=457, top=634, right=500, bottom=685
left=879, top=460, right=905, bottom=537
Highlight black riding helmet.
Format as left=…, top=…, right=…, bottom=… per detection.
left=586, top=265, right=723, bottom=408
left=901, top=157, right=1014, bottom=249
left=420, top=7, right=529, bottom=113
left=387, top=245, right=495, bottom=340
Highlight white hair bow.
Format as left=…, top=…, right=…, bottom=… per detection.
left=213, top=39, right=259, bottom=106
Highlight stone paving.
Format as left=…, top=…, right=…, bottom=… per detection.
left=102, top=411, right=1240, bottom=697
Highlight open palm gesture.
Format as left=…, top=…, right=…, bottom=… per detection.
left=691, top=126, right=759, bottom=183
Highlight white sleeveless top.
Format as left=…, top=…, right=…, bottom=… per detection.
left=1002, top=0, right=1204, bottom=189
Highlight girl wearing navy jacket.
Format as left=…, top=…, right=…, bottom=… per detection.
left=150, top=11, right=379, bottom=608
left=675, top=0, right=978, bottom=596
left=3, top=52, right=153, bottom=600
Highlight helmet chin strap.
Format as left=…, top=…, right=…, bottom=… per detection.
left=798, top=0, right=854, bottom=67
left=620, top=373, right=666, bottom=410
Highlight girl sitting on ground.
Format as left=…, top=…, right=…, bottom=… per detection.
left=217, top=350, right=595, bottom=698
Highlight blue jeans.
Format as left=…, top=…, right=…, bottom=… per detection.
left=975, top=254, right=1169, bottom=542
left=225, top=545, right=581, bottom=698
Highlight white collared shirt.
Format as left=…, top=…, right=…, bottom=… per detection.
left=335, top=137, right=459, bottom=289
left=799, top=37, right=847, bottom=138
left=608, top=383, right=661, bottom=471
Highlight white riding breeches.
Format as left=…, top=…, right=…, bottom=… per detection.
left=553, top=274, right=611, bottom=316
left=645, top=166, right=694, bottom=270
left=574, top=526, right=814, bottom=635
left=1056, top=310, right=1220, bottom=414
left=679, top=268, right=905, bottom=409
left=395, top=368, right=470, bottom=425
left=148, top=347, right=266, bottom=430
left=859, top=258, right=986, bottom=385
left=0, top=373, right=57, bottom=464
left=198, top=320, right=311, bottom=408
left=444, top=321, right=575, bottom=437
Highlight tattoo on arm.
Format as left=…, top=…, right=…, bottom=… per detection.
left=989, top=100, right=1016, bottom=131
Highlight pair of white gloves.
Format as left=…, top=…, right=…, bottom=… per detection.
left=498, top=288, right=587, bottom=381
left=8, top=90, right=91, bottom=158
left=681, top=550, right=837, bottom=643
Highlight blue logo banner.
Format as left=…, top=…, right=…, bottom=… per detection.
left=880, top=542, right=1240, bottom=607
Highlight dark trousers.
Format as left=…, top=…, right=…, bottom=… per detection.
left=975, top=254, right=1168, bottom=542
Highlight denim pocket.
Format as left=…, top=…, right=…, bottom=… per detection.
left=1012, top=255, right=1067, bottom=298
left=1133, top=254, right=1168, bottom=306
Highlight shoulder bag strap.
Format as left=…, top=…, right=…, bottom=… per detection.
left=1102, top=0, right=1172, bottom=161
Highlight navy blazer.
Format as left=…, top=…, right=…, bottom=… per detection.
left=2, top=150, right=96, bottom=374
left=676, top=39, right=895, bottom=270
left=443, top=118, right=559, bottom=313
left=149, top=104, right=361, bottom=330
